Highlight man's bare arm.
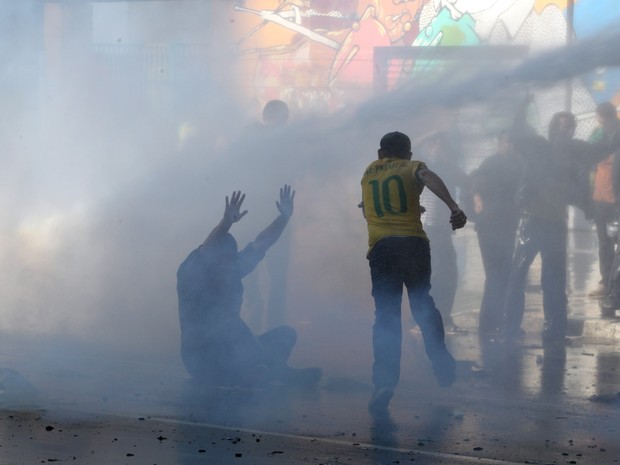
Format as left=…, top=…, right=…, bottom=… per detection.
left=417, top=167, right=467, bottom=230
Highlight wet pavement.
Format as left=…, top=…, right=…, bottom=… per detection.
left=0, top=227, right=619, bottom=464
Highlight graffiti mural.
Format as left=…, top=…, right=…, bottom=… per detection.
left=229, top=0, right=620, bottom=115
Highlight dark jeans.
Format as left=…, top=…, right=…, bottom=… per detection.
left=368, top=236, right=449, bottom=389
left=503, top=215, right=568, bottom=342
left=476, top=221, right=517, bottom=336
left=182, top=319, right=296, bottom=386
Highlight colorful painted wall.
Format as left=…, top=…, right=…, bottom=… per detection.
left=225, top=0, right=620, bottom=114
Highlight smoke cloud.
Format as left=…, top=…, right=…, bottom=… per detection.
left=0, top=2, right=617, bottom=413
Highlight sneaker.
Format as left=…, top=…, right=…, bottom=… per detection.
left=589, top=283, right=607, bottom=298
left=432, top=350, right=456, bottom=387
left=368, top=386, right=394, bottom=415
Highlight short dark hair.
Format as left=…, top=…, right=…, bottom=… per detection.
left=380, top=131, right=411, bottom=158
left=262, top=99, right=289, bottom=125
left=548, top=111, right=576, bottom=137
left=595, top=101, right=618, bottom=122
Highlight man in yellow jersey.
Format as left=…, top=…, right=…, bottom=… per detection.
left=360, top=131, right=467, bottom=415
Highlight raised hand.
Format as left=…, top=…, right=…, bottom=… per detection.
left=224, top=191, right=248, bottom=224
left=276, top=184, right=295, bottom=219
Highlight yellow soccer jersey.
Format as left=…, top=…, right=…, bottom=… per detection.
left=361, top=158, right=428, bottom=254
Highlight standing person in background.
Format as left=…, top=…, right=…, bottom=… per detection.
left=262, top=100, right=292, bottom=328
left=468, top=132, right=523, bottom=340
left=241, top=100, right=293, bottom=330
left=360, top=131, right=467, bottom=416
left=587, top=102, right=620, bottom=298
left=416, top=131, right=470, bottom=334
left=503, top=95, right=616, bottom=346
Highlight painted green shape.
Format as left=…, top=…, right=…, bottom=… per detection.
left=406, top=8, right=481, bottom=82
left=412, top=8, right=480, bottom=47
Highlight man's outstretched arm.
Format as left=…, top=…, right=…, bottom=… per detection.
left=253, top=185, right=295, bottom=254
left=417, top=167, right=467, bottom=230
left=203, top=190, right=248, bottom=246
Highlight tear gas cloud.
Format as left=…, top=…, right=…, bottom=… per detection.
left=0, top=2, right=617, bottom=410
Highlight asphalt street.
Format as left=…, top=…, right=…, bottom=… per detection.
left=0, top=227, right=618, bottom=465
